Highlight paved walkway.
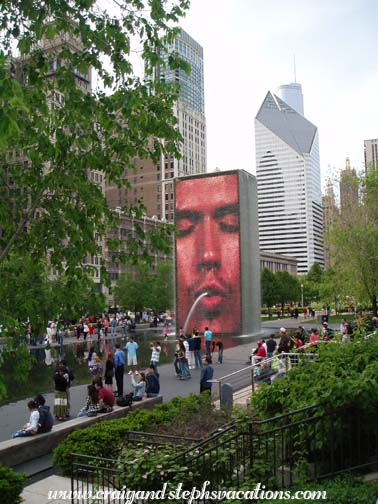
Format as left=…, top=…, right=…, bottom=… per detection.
left=15, top=317, right=339, bottom=503
left=1, top=317, right=334, bottom=442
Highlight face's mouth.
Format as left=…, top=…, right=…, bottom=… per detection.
left=195, top=285, right=227, bottom=313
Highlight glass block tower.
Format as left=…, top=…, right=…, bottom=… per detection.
left=255, top=91, right=324, bottom=274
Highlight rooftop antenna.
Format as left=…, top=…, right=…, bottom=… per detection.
left=293, top=54, right=297, bottom=83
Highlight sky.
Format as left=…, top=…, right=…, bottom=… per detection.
left=178, top=0, right=378, bottom=187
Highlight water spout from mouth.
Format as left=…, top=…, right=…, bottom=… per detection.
left=183, top=292, right=208, bottom=336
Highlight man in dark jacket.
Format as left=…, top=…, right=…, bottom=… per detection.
left=200, top=357, right=214, bottom=393
left=34, top=394, right=54, bottom=433
left=144, top=367, right=160, bottom=398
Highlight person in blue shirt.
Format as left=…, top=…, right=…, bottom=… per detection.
left=204, top=327, right=213, bottom=359
left=114, top=343, right=125, bottom=397
left=125, top=335, right=138, bottom=375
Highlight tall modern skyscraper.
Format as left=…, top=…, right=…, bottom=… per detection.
left=364, top=138, right=378, bottom=172
left=255, top=91, right=324, bottom=274
left=155, top=28, right=207, bottom=220
left=107, top=29, right=207, bottom=222
left=277, top=83, right=304, bottom=116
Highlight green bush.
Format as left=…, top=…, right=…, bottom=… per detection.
left=252, top=337, right=378, bottom=418
left=0, top=465, right=26, bottom=504
left=53, top=393, right=224, bottom=474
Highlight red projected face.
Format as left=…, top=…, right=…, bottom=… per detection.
left=176, top=174, right=241, bottom=334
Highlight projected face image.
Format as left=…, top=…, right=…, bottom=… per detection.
left=175, top=174, right=241, bottom=334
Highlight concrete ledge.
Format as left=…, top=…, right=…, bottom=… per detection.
left=0, top=396, right=162, bottom=468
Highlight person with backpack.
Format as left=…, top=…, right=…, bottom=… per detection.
left=34, top=394, right=53, bottom=433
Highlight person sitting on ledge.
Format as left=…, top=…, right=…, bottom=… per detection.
left=12, top=400, right=40, bottom=438
left=144, top=367, right=160, bottom=398
left=94, top=379, right=114, bottom=413
left=77, top=384, right=99, bottom=417
left=34, top=394, right=53, bottom=433
left=131, top=371, right=146, bottom=401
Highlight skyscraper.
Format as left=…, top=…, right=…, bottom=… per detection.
left=255, top=91, right=324, bottom=274
left=155, top=28, right=207, bottom=220
left=106, top=28, right=206, bottom=222
left=322, top=179, right=338, bottom=268
left=339, top=157, right=358, bottom=215
left=364, top=138, right=378, bottom=172
left=277, top=83, right=304, bottom=116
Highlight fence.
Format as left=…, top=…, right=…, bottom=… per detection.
left=211, top=345, right=319, bottom=403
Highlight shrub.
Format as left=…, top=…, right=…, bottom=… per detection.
left=252, top=337, right=378, bottom=418
left=0, top=465, right=26, bottom=504
left=53, top=393, right=226, bottom=474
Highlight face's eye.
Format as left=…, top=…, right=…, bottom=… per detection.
left=176, top=218, right=195, bottom=237
left=218, top=213, right=239, bottom=233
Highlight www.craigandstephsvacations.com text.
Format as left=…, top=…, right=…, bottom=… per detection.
left=48, top=481, right=327, bottom=502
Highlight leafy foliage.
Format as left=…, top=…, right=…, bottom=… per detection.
left=53, top=393, right=228, bottom=475
left=114, top=261, right=174, bottom=313
left=326, top=169, right=378, bottom=315
left=0, top=464, right=26, bottom=504
left=0, top=0, right=188, bottom=396
left=252, top=337, right=378, bottom=417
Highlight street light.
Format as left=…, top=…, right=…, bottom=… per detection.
left=301, top=284, right=304, bottom=309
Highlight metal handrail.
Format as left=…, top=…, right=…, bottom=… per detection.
left=210, top=343, right=321, bottom=403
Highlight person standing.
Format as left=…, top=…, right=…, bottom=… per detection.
left=125, top=335, right=138, bottom=375
left=110, top=316, right=117, bottom=337
left=187, top=332, right=195, bottom=369
left=149, top=341, right=161, bottom=377
left=53, top=367, right=69, bottom=421
left=193, top=330, right=203, bottom=369
left=114, top=343, right=125, bottom=397
left=204, top=327, right=212, bottom=359
left=214, top=341, right=224, bottom=364
left=200, top=357, right=214, bottom=393
left=104, top=352, right=114, bottom=391
left=121, top=318, right=127, bottom=339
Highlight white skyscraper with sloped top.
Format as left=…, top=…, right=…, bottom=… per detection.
left=255, top=91, right=324, bottom=274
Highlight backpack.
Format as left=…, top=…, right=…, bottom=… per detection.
left=38, top=405, right=54, bottom=433
left=116, top=392, right=133, bottom=408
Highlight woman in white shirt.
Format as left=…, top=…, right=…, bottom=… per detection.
left=13, top=400, right=40, bottom=438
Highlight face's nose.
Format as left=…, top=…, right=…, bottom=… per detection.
left=197, top=215, right=221, bottom=271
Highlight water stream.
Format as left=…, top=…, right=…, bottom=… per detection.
left=183, top=292, right=208, bottom=335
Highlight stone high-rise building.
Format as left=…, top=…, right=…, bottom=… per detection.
left=339, top=157, right=358, bottom=215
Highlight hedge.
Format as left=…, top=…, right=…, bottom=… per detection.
left=0, top=465, right=26, bottom=504
left=53, top=393, right=221, bottom=474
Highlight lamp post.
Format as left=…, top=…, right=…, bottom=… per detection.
left=301, top=284, right=304, bottom=309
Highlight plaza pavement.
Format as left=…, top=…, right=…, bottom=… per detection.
left=8, top=317, right=337, bottom=503
left=0, top=316, right=330, bottom=443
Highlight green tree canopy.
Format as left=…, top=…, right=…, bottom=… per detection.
left=0, top=0, right=187, bottom=270
left=327, top=169, right=378, bottom=315
left=260, top=268, right=278, bottom=308
left=275, top=271, right=301, bottom=310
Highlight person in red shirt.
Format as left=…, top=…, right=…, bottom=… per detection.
left=94, top=380, right=114, bottom=413
left=252, top=340, right=266, bottom=366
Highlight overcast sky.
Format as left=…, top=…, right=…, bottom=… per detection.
left=179, top=0, right=378, bottom=187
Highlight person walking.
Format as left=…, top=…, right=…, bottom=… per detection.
left=200, top=356, right=214, bottom=393
left=149, top=341, right=161, bottom=377
left=114, top=343, right=125, bottom=397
